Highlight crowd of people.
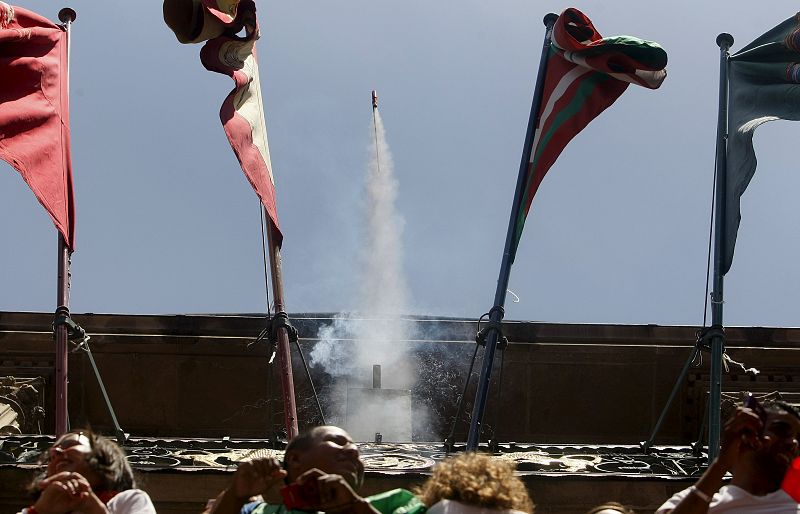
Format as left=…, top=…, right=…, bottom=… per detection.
left=15, top=400, right=799, bottom=514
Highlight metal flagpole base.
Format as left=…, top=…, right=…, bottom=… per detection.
left=640, top=326, right=720, bottom=453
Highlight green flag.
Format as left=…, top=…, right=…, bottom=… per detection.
left=724, top=14, right=800, bottom=275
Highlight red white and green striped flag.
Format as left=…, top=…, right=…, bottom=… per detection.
left=510, top=8, right=667, bottom=260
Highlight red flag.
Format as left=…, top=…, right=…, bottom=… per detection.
left=784, top=457, right=800, bottom=502
left=0, top=3, right=75, bottom=249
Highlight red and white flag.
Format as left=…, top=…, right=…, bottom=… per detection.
left=164, top=0, right=281, bottom=244
left=0, top=3, right=75, bottom=249
left=200, top=3, right=280, bottom=243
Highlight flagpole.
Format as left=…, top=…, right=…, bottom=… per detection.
left=55, top=237, right=70, bottom=435
left=708, top=32, right=733, bottom=461
left=466, top=12, right=558, bottom=451
left=54, top=7, right=76, bottom=436
left=265, top=215, right=299, bottom=439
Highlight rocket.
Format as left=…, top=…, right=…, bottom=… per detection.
left=371, top=90, right=381, bottom=173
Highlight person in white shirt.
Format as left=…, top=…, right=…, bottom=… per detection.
left=656, top=402, right=800, bottom=514
left=17, top=429, right=156, bottom=514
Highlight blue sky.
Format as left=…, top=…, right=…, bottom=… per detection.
left=2, top=1, right=800, bottom=327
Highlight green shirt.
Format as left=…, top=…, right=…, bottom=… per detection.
left=248, top=488, right=425, bottom=514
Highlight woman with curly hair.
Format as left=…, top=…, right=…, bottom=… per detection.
left=415, top=453, right=535, bottom=514
left=17, top=429, right=156, bottom=514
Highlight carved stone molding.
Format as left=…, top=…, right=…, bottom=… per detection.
left=0, top=377, right=45, bottom=435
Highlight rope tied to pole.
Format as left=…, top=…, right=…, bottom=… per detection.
left=249, top=311, right=298, bottom=364
left=270, top=311, right=298, bottom=344
left=692, top=324, right=759, bottom=376
left=690, top=324, right=724, bottom=367
left=52, top=308, right=127, bottom=444
left=723, top=353, right=759, bottom=376
left=251, top=310, right=326, bottom=426
left=695, top=324, right=725, bottom=352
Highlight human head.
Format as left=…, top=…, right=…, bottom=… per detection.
left=415, top=453, right=534, bottom=513
left=748, top=402, right=800, bottom=487
left=29, top=429, right=136, bottom=496
left=283, top=426, right=364, bottom=488
left=585, top=502, right=636, bottom=514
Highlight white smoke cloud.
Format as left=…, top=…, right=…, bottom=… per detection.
left=309, top=107, right=422, bottom=439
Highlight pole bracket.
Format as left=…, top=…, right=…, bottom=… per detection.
left=52, top=306, right=87, bottom=343
left=475, top=306, right=508, bottom=349
left=250, top=312, right=299, bottom=345
left=269, top=311, right=298, bottom=344
left=695, top=324, right=725, bottom=353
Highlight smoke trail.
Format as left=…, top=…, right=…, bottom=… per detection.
left=310, top=108, right=418, bottom=439
left=350, top=109, right=412, bottom=381
left=361, top=110, right=410, bottom=318
left=311, top=109, right=411, bottom=376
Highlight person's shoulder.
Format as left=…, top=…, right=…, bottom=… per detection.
left=107, top=488, right=157, bottom=514
left=654, top=486, right=693, bottom=514
left=757, top=487, right=800, bottom=508
left=366, top=489, right=426, bottom=514
left=721, top=484, right=796, bottom=506
left=241, top=500, right=264, bottom=514
left=656, top=485, right=796, bottom=514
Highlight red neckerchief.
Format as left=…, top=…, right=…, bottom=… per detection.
left=95, top=490, right=119, bottom=504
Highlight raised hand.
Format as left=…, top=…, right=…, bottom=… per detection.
left=33, top=471, right=93, bottom=514
left=718, top=406, right=765, bottom=470
left=295, top=469, right=376, bottom=514
left=230, top=457, right=288, bottom=501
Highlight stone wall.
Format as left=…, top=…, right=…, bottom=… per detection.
left=1, top=311, right=799, bottom=444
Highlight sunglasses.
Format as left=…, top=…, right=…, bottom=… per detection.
left=49, top=433, right=93, bottom=457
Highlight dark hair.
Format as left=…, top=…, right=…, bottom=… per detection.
left=284, top=426, right=329, bottom=454
left=768, top=401, right=800, bottom=421
left=281, top=425, right=330, bottom=475
left=27, top=429, right=136, bottom=499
